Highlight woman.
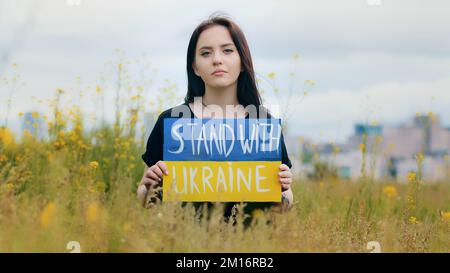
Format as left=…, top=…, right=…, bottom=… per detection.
left=137, top=14, right=294, bottom=222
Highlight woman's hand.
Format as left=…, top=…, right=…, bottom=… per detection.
left=139, top=160, right=169, bottom=190
left=278, top=164, right=292, bottom=191
left=137, top=161, right=168, bottom=207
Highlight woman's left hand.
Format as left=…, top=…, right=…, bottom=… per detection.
left=278, top=164, right=292, bottom=191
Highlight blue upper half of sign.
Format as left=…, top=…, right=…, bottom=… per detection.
left=163, top=118, right=282, bottom=161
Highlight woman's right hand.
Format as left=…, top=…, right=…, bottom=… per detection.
left=139, top=160, right=169, bottom=190
left=137, top=161, right=169, bottom=206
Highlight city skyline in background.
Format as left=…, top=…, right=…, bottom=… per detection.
left=1, top=0, right=450, bottom=144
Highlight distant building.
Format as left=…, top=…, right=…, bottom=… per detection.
left=345, top=123, right=383, bottom=153
left=382, top=114, right=450, bottom=181
left=289, top=114, right=450, bottom=182
left=320, top=150, right=387, bottom=181
left=429, top=117, right=450, bottom=156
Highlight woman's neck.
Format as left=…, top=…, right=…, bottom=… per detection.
left=202, top=84, right=239, bottom=108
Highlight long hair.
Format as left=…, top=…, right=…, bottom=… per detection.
left=185, top=13, right=262, bottom=108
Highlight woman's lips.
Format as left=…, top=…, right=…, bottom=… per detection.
left=212, top=71, right=226, bottom=76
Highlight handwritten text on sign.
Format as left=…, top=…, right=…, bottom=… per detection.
left=163, top=119, right=282, bottom=202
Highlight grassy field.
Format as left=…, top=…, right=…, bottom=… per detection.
left=0, top=60, right=449, bottom=253
left=0, top=122, right=449, bottom=252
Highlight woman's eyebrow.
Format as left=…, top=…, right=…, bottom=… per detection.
left=199, top=43, right=235, bottom=50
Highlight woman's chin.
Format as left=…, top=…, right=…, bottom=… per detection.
left=207, top=81, right=234, bottom=89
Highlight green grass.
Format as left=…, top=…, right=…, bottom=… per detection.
left=1, top=130, right=449, bottom=252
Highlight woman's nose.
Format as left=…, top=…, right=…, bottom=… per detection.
left=212, top=52, right=223, bottom=65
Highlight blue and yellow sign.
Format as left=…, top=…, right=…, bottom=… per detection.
left=163, top=118, right=282, bottom=202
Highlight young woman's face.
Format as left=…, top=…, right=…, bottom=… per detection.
left=193, top=25, right=242, bottom=89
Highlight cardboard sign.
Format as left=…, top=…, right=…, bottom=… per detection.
left=163, top=118, right=282, bottom=202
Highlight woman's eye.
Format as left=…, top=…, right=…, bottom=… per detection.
left=201, top=49, right=232, bottom=56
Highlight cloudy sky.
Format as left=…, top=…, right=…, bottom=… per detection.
left=1, top=0, right=449, bottom=143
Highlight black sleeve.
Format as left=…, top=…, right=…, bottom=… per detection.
left=281, top=131, right=292, bottom=169
left=141, top=115, right=164, bottom=167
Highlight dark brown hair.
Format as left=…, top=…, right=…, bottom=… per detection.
left=185, top=13, right=262, bottom=108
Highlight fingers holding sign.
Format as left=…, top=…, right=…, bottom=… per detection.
left=278, top=164, right=292, bottom=192
left=141, top=161, right=169, bottom=190
left=156, top=160, right=169, bottom=175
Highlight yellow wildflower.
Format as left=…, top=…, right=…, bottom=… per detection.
left=0, top=154, right=8, bottom=162
left=267, top=72, right=276, bottom=80
left=86, top=202, right=100, bottom=223
left=89, top=161, right=99, bottom=169
left=409, top=216, right=420, bottom=224
left=359, top=143, right=366, bottom=153
left=407, top=172, right=417, bottom=183
left=383, top=186, right=397, bottom=198
left=428, top=111, right=439, bottom=124
left=441, top=211, right=450, bottom=221
left=131, top=95, right=141, bottom=101
left=0, top=127, right=15, bottom=148
left=40, top=202, right=56, bottom=228
left=123, top=223, right=131, bottom=232
left=415, top=153, right=424, bottom=163
left=70, top=133, right=78, bottom=142
left=77, top=140, right=85, bottom=148
left=6, top=183, right=14, bottom=191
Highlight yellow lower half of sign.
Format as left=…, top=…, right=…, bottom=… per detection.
left=163, top=161, right=282, bottom=202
